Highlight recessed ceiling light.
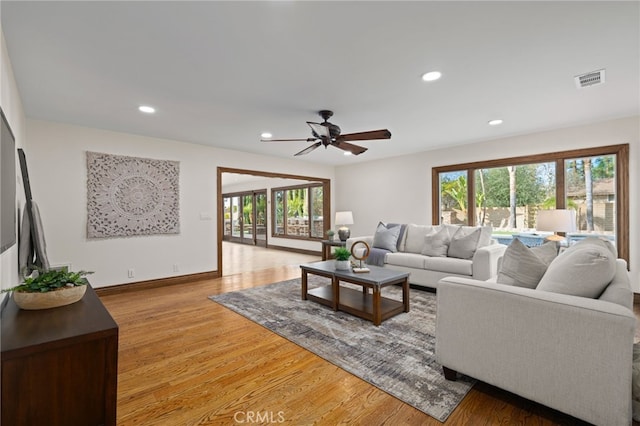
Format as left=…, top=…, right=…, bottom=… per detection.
left=421, top=71, right=442, bottom=82
left=138, top=105, right=156, bottom=114
left=261, top=132, right=272, bottom=139
left=488, top=119, right=503, bottom=126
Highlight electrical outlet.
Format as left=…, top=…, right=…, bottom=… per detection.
left=173, top=264, right=179, bottom=272
left=128, top=269, right=135, bottom=278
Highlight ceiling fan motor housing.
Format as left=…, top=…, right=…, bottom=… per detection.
left=311, top=122, right=341, bottom=140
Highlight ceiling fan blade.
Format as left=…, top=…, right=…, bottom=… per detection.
left=294, top=141, right=322, bottom=156
left=306, top=121, right=330, bottom=138
left=261, top=138, right=317, bottom=142
left=337, top=129, right=391, bottom=141
left=332, top=140, right=368, bottom=155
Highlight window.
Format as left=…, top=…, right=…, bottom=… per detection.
left=432, top=145, right=629, bottom=263
left=272, top=183, right=325, bottom=240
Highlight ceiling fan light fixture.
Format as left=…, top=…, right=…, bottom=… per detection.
left=421, top=71, right=442, bottom=82
left=343, top=151, right=352, bottom=156
left=260, top=132, right=272, bottom=139
left=488, top=119, right=503, bottom=126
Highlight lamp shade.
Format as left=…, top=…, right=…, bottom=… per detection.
left=536, top=209, right=576, bottom=233
left=335, top=211, right=354, bottom=226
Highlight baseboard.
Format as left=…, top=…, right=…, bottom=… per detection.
left=94, top=270, right=220, bottom=297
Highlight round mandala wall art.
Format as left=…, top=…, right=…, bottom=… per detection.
left=87, top=152, right=180, bottom=238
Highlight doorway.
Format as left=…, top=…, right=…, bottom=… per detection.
left=217, top=167, right=331, bottom=277
left=223, top=190, right=267, bottom=247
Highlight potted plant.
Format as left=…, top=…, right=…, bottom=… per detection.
left=326, top=229, right=335, bottom=241
left=333, top=247, right=352, bottom=270
left=2, top=269, right=93, bottom=310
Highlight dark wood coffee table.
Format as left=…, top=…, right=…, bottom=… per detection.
left=300, top=261, right=410, bottom=326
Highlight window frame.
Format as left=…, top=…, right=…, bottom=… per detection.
left=432, top=144, right=629, bottom=265
left=271, top=182, right=326, bottom=241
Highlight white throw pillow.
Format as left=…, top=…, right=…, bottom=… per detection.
left=536, top=237, right=616, bottom=298
left=404, top=224, right=438, bottom=253
left=421, top=227, right=450, bottom=257
left=476, top=225, right=493, bottom=248
left=496, top=239, right=557, bottom=288
left=372, top=222, right=402, bottom=253
left=448, top=227, right=481, bottom=260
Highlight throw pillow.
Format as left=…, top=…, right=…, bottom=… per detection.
left=536, top=237, right=616, bottom=298
left=421, top=227, right=450, bottom=257
left=387, top=223, right=407, bottom=251
left=448, top=226, right=481, bottom=260
left=404, top=224, right=438, bottom=254
left=476, top=225, right=493, bottom=248
left=372, top=222, right=402, bottom=253
left=496, top=239, right=557, bottom=288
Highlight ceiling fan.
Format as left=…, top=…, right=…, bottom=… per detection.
left=262, top=110, right=391, bottom=156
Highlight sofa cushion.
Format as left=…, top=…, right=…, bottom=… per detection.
left=372, top=222, right=402, bottom=253
left=424, top=256, right=473, bottom=276
left=448, top=226, right=482, bottom=259
left=599, top=260, right=633, bottom=309
left=421, top=226, right=450, bottom=257
left=536, top=237, right=616, bottom=298
left=404, top=224, right=439, bottom=254
left=385, top=252, right=427, bottom=269
left=496, top=239, right=557, bottom=288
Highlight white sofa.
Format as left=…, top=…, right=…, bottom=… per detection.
left=436, top=240, right=636, bottom=425
left=346, top=223, right=507, bottom=289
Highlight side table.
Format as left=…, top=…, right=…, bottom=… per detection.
left=321, top=239, right=347, bottom=261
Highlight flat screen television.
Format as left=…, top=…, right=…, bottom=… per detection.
left=1, top=107, right=17, bottom=254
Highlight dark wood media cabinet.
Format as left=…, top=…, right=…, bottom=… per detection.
left=1, top=285, right=118, bottom=425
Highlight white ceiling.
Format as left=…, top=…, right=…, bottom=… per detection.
left=2, top=1, right=638, bottom=166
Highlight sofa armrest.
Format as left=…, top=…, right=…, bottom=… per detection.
left=435, top=276, right=636, bottom=426
left=346, top=236, right=374, bottom=253
left=471, top=243, right=507, bottom=280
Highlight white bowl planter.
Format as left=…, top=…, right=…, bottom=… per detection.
left=13, top=285, right=87, bottom=310
left=335, top=260, right=351, bottom=270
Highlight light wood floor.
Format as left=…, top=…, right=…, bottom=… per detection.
left=222, top=241, right=319, bottom=276
left=100, top=247, right=605, bottom=425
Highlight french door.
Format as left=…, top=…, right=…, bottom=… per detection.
left=223, top=190, right=267, bottom=247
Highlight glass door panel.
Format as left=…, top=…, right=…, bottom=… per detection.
left=242, top=195, right=253, bottom=242
left=255, top=191, right=267, bottom=246
left=231, top=196, right=241, bottom=238
left=223, top=197, right=232, bottom=238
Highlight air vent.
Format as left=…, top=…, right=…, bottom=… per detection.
left=574, top=69, right=605, bottom=88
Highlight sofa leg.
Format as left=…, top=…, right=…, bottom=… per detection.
left=443, top=366, right=457, bottom=381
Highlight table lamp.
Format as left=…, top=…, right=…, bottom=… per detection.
left=335, top=211, right=354, bottom=241
left=536, top=209, right=576, bottom=241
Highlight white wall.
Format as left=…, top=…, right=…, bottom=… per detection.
left=336, top=116, right=640, bottom=290
left=26, top=120, right=334, bottom=287
left=0, top=28, right=27, bottom=291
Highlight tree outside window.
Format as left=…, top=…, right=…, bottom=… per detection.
left=433, top=145, right=628, bottom=263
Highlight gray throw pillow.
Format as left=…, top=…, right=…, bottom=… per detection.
left=497, top=239, right=557, bottom=288
left=372, top=222, right=402, bottom=253
left=421, top=227, right=450, bottom=257
left=448, top=226, right=481, bottom=259
left=536, top=237, right=616, bottom=298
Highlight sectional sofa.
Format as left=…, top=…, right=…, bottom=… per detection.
left=436, top=237, right=636, bottom=425
left=346, top=223, right=507, bottom=289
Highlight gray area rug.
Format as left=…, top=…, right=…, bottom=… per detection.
left=209, top=276, right=475, bottom=422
